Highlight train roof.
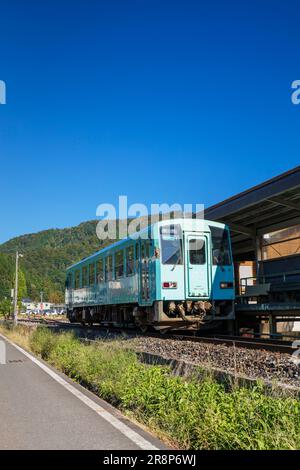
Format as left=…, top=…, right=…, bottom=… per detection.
left=67, top=218, right=228, bottom=270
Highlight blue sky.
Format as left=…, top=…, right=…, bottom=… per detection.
left=0, top=0, right=299, bottom=243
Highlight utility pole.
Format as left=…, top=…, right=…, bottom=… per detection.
left=13, top=251, right=22, bottom=326
left=40, top=291, right=44, bottom=315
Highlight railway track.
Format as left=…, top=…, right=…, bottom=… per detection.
left=14, top=317, right=300, bottom=355
left=171, top=333, right=297, bottom=354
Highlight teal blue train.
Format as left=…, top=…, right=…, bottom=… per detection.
left=65, top=218, right=235, bottom=332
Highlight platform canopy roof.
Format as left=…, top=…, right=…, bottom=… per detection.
left=204, top=166, right=300, bottom=259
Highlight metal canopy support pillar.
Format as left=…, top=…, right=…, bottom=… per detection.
left=269, top=314, right=277, bottom=337
left=254, top=232, right=262, bottom=279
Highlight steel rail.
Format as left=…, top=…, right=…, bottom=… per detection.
left=14, top=318, right=299, bottom=354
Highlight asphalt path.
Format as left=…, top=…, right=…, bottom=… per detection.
left=0, top=335, right=166, bottom=450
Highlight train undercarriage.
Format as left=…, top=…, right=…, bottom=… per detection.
left=67, top=299, right=234, bottom=333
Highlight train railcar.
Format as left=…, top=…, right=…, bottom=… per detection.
left=65, top=218, right=235, bottom=331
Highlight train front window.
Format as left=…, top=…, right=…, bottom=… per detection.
left=189, top=239, right=206, bottom=265
left=160, top=225, right=183, bottom=265
left=210, top=226, right=231, bottom=266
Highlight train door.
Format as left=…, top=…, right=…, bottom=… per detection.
left=139, top=240, right=152, bottom=305
left=184, top=233, right=210, bottom=298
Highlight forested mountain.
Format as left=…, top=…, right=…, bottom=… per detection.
left=0, top=213, right=175, bottom=303
left=0, top=220, right=106, bottom=302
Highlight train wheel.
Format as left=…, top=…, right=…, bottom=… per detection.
left=135, top=320, right=148, bottom=334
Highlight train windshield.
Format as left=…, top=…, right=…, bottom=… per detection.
left=210, top=226, right=231, bottom=266
left=160, top=225, right=183, bottom=265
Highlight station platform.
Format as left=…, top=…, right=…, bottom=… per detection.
left=0, top=335, right=166, bottom=450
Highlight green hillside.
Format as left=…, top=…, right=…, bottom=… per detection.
left=0, top=214, right=171, bottom=304
left=0, top=220, right=107, bottom=303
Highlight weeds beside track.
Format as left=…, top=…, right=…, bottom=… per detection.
left=1, top=323, right=300, bottom=450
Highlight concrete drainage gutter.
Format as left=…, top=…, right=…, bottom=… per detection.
left=136, top=351, right=300, bottom=397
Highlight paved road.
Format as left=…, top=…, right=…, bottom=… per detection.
left=0, top=336, right=166, bottom=450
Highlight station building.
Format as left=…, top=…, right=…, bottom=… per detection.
left=205, top=166, right=300, bottom=337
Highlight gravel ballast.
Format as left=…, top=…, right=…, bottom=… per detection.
left=129, top=336, right=300, bottom=388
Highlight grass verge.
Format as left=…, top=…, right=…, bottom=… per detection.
left=1, top=323, right=300, bottom=450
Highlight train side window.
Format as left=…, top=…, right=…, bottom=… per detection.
left=189, top=239, right=206, bottom=265
left=97, top=258, right=104, bottom=282
left=111, top=255, right=115, bottom=280
left=115, top=250, right=124, bottom=278
left=105, top=256, right=109, bottom=281
left=135, top=243, right=140, bottom=271
left=89, top=263, right=95, bottom=285
left=141, top=243, right=146, bottom=262
left=105, top=255, right=113, bottom=281
left=126, top=246, right=134, bottom=275
left=75, top=269, right=80, bottom=289
left=141, top=241, right=151, bottom=262
left=66, top=272, right=73, bottom=289
left=146, top=240, right=152, bottom=259
left=82, top=266, right=88, bottom=286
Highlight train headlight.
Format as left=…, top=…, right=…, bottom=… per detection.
left=162, top=282, right=177, bottom=289
left=220, top=282, right=233, bottom=289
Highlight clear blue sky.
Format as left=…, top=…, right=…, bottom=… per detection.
left=0, top=0, right=299, bottom=243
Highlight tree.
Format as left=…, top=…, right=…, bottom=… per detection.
left=49, top=291, right=64, bottom=304
left=0, top=298, right=12, bottom=317
left=12, top=268, right=27, bottom=302
left=16, top=269, right=27, bottom=301
left=0, top=220, right=111, bottom=302
left=0, top=254, right=14, bottom=300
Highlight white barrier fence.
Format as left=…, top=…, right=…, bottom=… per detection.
left=0, top=340, right=6, bottom=364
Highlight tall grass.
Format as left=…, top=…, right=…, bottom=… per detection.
left=2, top=325, right=300, bottom=450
